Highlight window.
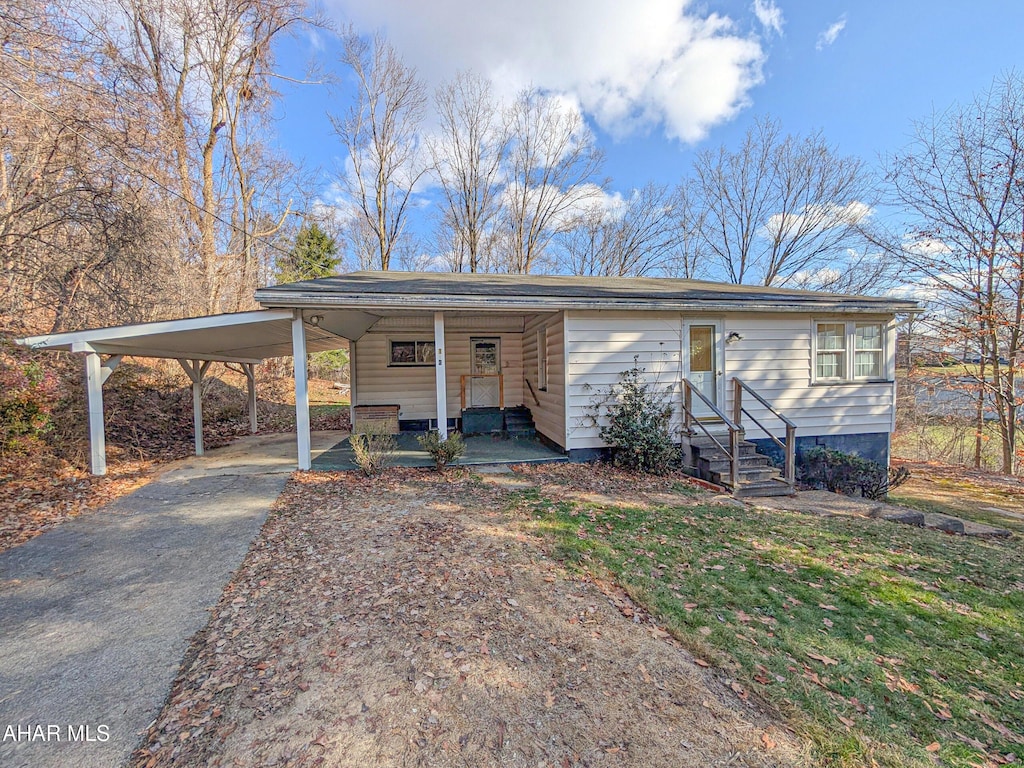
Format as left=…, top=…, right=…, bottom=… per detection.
left=537, top=327, right=548, bottom=390
left=814, top=321, right=887, bottom=382
left=389, top=340, right=434, bottom=366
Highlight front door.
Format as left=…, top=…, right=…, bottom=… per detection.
left=470, top=337, right=501, bottom=408
left=688, top=323, right=719, bottom=418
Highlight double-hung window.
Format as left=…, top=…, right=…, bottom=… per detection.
left=814, top=320, right=887, bottom=382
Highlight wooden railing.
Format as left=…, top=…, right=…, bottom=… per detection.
left=732, top=378, right=796, bottom=486
left=460, top=373, right=504, bottom=410
left=682, top=379, right=741, bottom=488
left=524, top=376, right=541, bottom=406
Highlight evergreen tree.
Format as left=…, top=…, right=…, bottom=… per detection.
left=277, top=223, right=341, bottom=282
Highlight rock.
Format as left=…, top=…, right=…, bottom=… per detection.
left=882, top=510, right=925, bottom=527
left=711, top=494, right=747, bottom=508
left=929, top=516, right=966, bottom=534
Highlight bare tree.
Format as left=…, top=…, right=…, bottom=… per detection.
left=331, top=30, right=428, bottom=271
left=498, top=89, right=605, bottom=274
left=0, top=0, right=173, bottom=331
left=692, top=116, right=875, bottom=288
left=428, top=72, right=509, bottom=273
left=882, top=74, right=1024, bottom=475
left=91, top=0, right=305, bottom=312
left=559, top=183, right=687, bottom=277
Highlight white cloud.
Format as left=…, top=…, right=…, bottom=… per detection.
left=752, top=0, right=784, bottom=37
left=322, top=0, right=766, bottom=143
left=763, top=200, right=871, bottom=241
left=816, top=15, right=847, bottom=50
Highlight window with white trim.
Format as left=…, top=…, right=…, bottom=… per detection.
left=389, top=339, right=435, bottom=366
left=813, top=321, right=887, bottom=382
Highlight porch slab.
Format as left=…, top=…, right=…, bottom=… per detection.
left=311, top=433, right=567, bottom=471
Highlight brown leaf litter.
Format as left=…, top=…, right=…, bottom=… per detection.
left=133, top=467, right=805, bottom=767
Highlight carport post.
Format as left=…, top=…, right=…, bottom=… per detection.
left=84, top=352, right=107, bottom=476
left=244, top=363, right=258, bottom=433
left=434, top=312, right=447, bottom=439
left=292, top=312, right=311, bottom=470
left=74, top=345, right=123, bottom=476
left=178, top=359, right=212, bottom=456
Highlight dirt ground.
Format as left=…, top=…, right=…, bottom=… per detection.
left=132, top=467, right=805, bottom=768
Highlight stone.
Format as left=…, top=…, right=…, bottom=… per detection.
left=929, top=516, right=966, bottom=534
left=882, top=511, right=925, bottom=527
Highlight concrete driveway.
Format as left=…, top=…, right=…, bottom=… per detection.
left=0, top=432, right=342, bottom=768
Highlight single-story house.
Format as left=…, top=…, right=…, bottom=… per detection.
left=19, top=271, right=919, bottom=496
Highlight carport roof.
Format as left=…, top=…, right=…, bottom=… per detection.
left=17, top=309, right=361, bottom=363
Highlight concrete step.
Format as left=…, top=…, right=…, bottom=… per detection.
left=698, top=454, right=772, bottom=474
left=732, top=478, right=796, bottom=498
left=711, top=467, right=780, bottom=484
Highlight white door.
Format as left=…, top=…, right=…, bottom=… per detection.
left=687, top=323, right=721, bottom=418
left=470, top=338, right=501, bottom=408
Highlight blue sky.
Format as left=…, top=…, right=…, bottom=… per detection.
left=269, top=0, right=1024, bottom=239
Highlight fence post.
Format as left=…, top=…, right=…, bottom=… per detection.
left=785, top=423, right=796, bottom=486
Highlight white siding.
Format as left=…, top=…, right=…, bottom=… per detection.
left=353, top=314, right=524, bottom=423
left=523, top=312, right=567, bottom=448
left=564, top=310, right=897, bottom=451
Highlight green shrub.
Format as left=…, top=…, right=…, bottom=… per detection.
left=589, top=362, right=679, bottom=474
left=417, top=430, right=466, bottom=470
left=798, top=447, right=910, bottom=499
left=350, top=426, right=397, bottom=476
left=0, top=358, right=58, bottom=457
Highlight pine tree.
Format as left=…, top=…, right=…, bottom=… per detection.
left=277, top=223, right=341, bottom=282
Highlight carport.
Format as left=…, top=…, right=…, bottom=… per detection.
left=17, top=309, right=375, bottom=475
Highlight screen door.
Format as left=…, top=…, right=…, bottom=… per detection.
left=470, top=338, right=501, bottom=407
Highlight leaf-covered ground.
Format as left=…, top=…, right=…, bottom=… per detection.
left=514, top=467, right=1024, bottom=767
left=133, top=468, right=802, bottom=768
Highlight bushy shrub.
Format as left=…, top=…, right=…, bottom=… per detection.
left=350, top=426, right=397, bottom=476
left=0, top=358, right=59, bottom=457
left=417, top=430, right=466, bottom=470
left=799, top=447, right=910, bottom=500
left=591, top=363, right=678, bottom=474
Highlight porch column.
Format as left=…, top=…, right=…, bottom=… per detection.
left=178, top=359, right=212, bottom=456
left=434, top=311, right=448, bottom=439
left=292, top=312, right=311, bottom=470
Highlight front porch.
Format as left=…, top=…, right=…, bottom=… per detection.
left=311, top=432, right=567, bottom=471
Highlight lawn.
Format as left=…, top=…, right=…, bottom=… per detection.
left=513, top=485, right=1024, bottom=767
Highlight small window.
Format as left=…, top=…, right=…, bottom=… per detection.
left=813, top=321, right=888, bottom=382
left=815, top=323, right=846, bottom=380
left=854, top=323, right=883, bottom=379
left=537, top=328, right=548, bottom=390
left=389, top=340, right=434, bottom=366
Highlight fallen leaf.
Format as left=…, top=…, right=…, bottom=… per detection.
left=819, top=603, right=838, bottom=611
left=694, top=658, right=710, bottom=668
left=925, top=742, right=941, bottom=753
left=807, top=651, right=839, bottom=666
left=838, top=715, right=855, bottom=727
left=544, top=689, right=555, bottom=709
left=761, top=732, right=776, bottom=750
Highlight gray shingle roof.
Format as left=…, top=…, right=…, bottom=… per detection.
left=255, top=271, right=919, bottom=314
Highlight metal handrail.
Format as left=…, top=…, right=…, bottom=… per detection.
left=732, top=378, right=796, bottom=486
left=682, top=379, right=741, bottom=488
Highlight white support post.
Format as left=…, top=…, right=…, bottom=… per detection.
left=178, top=359, right=211, bottom=456
left=84, top=352, right=107, bottom=476
left=434, top=312, right=448, bottom=439
left=245, top=363, right=258, bottom=433
left=292, top=312, right=311, bottom=470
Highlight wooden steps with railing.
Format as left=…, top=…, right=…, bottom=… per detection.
left=681, top=378, right=796, bottom=498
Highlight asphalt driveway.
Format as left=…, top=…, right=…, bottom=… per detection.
left=0, top=468, right=285, bottom=768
